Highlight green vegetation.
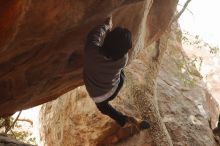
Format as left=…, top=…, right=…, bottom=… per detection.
left=182, top=32, right=219, bottom=54
left=175, top=31, right=219, bottom=87
left=0, top=113, right=37, bottom=145
left=175, top=55, right=201, bottom=87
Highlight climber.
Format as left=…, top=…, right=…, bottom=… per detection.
left=83, top=16, right=150, bottom=131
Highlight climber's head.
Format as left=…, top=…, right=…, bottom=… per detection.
left=100, top=27, right=132, bottom=61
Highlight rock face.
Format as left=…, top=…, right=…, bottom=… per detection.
left=0, top=0, right=177, bottom=117
left=156, top=27, right=220, bottom=145
left=39, top=23, right=220, bottom=145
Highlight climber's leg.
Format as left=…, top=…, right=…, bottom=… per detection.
left=96, top=101, right=150, bottom=130
left=96, top=70, right=150, bottom=129
left=96, top=101, right=128, bottom=126
left=95, top=70, right=126, bottom=126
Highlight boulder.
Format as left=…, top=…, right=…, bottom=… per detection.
left=0, top=0, right=177, bottom=117
left=39, top=23, right=220, bottom=145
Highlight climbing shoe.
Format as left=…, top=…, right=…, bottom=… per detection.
left=139, top=120, right=150, bottom=130
left=125, top=116, right=150, bottom=131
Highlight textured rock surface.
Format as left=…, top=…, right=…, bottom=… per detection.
left=0, top=0, right=177, bottom=117
left=39, top=87, right=152, bottom=146
left=156, top=27, right=220, bottom=145
left=39, top=23, right=220, bottom=146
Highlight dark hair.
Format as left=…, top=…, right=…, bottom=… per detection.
left=100, top=27, right=132, bottom=61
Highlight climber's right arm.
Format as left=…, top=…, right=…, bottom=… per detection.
left=85, top=16, right=112, bottom=49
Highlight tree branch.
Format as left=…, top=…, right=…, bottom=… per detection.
left=10, top=129, right=17, bottom=139
left=17, top=119, right=33, bottom=126
left=177, top=3, right=193, bottom=15
left=173, top=0, right=192, bottom=22
left=5, top=111, right=22, bottom=134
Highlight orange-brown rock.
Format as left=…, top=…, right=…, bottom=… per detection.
left=0, top=0, right=177, bottom=116
left=39, top=22, right=220, bottom=146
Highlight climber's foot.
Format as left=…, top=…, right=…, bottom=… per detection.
left=124, top=116, right=150, bottom=132
left=139, top=120, right=150, bottom=130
